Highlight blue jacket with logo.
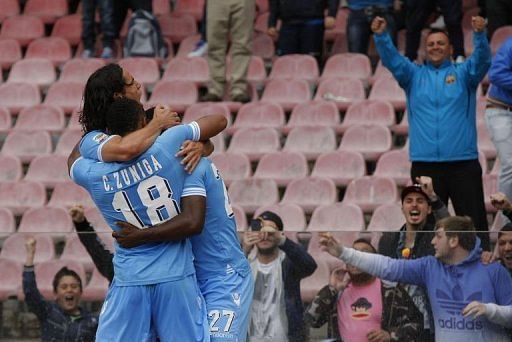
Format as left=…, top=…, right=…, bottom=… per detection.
left=488, top=37, right=512, bottom=106
left=374, top=31, right=491, bottom=162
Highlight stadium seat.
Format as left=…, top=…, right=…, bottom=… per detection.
left=373, top=150, right=411, bottom=186
left=281, top=177, right=338, bottom=213
left=339, top=124, right=392, bottom=161
left=321, top=53, right=372, bottom=83
left=283, top=126, right=336, bottom=160
left=0, top=208, right=15, bottom=234
left=311, top=151, right=366, bottom=187
left=0, top=0, right=20, bottom=22
left=84, top=207, right=111, bottom=233
left=324, top=9, right=348, bottom=42
left=55, top=129, right=82, bottom=156
left=284, top=100, right=340, bottom=134
left=253, top=151, right=308, bottom=186
left=211, top=132, right=226, bottom=154
left=0, top=39, right=22, bottom=70
left=314, top=78, right=366, bottom=111
left=490, top=26, right=512, bottom=55
left=252, top=33, right=275, bottom=61
left=176, top=34, right=202, bottom=57
left=60, top=59, right=105, bottom=83
left=44, top=81, right=85, bottom=113
left=226, top=55, right=267, bottom=88
left=392, top=111, right=409, bottom=135
left=268, top=54, right=319, bottom=84
left=60, top=234, right=95, bottom=272
left=300, top=259, right=330, bottom=303
left=118, top=58, right=161, bottom=88
left=308, top=202, right=365, bottom=232
left=153, top=0, right=172, bottom=15
left=147, top=80, right=198, bottom=113
left=477, top=122, right=497, bottom=159
left=227, top=102, right=284, bottom=135
left=369, top=60, right=394, bottom=85
left=1, top=233, right=55, bottom=264
left=367, top=202, right=404, bottom=246
left=26, top=37, right=72, bottom=67
left=173, top=0, right=204, bottom=21
left=0, top=181, right=46, bottom=215
left=25, top=155, right=70, bottom=188
left=231, top=204, right=247, bottom=231
left=162, top=57, right=209, bottom=85
left=33, top=260, right=85, bottom=299
left=159, top=13, right=197, bottom=43
left=18, top=206, right=73, bottom=239
left=82, top=267, right=109, bottom=301
left=340, top=100, right=395, bottom=132
left=254, top=203, right=307, bottom=232
left=369, top=77, right=406, bottom=110
left=227, top=127, right=280, bottom=161
left=343, top=176, right=398, bottom=213
left=2, top=130, right=52, bottom=163
left=483, top=174, right=498, bottom=213
left=0, top=258, right=22, bottom=300
left=48, top=181, right=95, bottom=209
left=0, top=15, right=45, bottom=46
left=209, top=152, right=252, bottom=186
left=0, top=107, right=12, bottom=132
left=14, top=105, right=65, bottom=133
left=24, top=0, right=68, bottom=24
left=254, top=12, right=274, bottom=34
left=227, top=179, right=279, bottom=213
left=182, top=102, right=231, bottom=124
left=67, top=109, right=81, bottom=130
left=51, top=14, right=82, bottom=46
left=261, top=79, right=311, bottom=111
left=8, top=58, right=56, bottom=88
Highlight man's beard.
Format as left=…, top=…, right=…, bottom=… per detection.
left=257, top=245, right=278, bottom=255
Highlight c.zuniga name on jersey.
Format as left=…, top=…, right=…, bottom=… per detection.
left=102, top=155, right=163, bottom=191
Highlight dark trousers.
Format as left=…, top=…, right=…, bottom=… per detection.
left=113, top=0, right=153, bottom=39
left=277, top=21, right=324, bottom=65
left=347, top=8, right=396, bottom=54
left=411, top=159, right=490, bottom=251
left=81, top=0, right=115, bottom=50
left=486, top=0, right=512, bottom=39
left=405, top=0, right=464, bottom=60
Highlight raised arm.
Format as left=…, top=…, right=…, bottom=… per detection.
left=464, top=16, right=491, bottom=86
left=23, top=237, right=50, bottom=321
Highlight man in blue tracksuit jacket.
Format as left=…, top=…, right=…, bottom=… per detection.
left=371, top=15, right=491, bottom=250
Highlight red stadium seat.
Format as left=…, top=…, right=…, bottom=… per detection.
left=159, top=13, right=197, bottom=43
left=228, top=179, right=279, bottom=213
left=0, top=39, right=22, bottom=70
left=55, top=129, right=82, bottom=156
left=232, top=204, right=247, bottom=231
left=60, top=234, right=95, bottom=271
left=51, top=14, right=82, bottom=46
left=227, top=102, right=284, bottom=135
left=82, top=267, right=109, bottom=301
left=340, top=100, right=395, bottom=132
left=321, top=53, right=372, bottom=83
left=227, top=127, right=280, bottom=161
left=162, top=57, right=209, bottom=85
left=478, top=122, right=497, bottom=159
left=33, top=260, right=85, bottom=299
left=8, top=58, right=56, bottom=88
left=369, top=60, right=394, bottom=86
left=48, top=181, right=95, bottom=209
left=0, top=107, right=12, bottom=132
left=0, top=0, right=20, bottom=22
left=268, top=54, right=319, bottom=84
left=60, top=59, right=106, bottom=83
left=281, top=177, right=338, bottom=213
left=254, top=203, right=307, bottom=232
left=283, top=126, right=336, bottom=160
left=339, top=124, right=392, bottom=161
left=2, top=130, right=52, bottom=163
left=1, top=233, right=55, bottom=264
left=483, top=174, right=498, bottom=213
left=182, top=102, right=231, bottom=124
left=118, top=58, right=161, bottom=88
left=490, top=26, right=512, bottom=55
left=367, top=202, right=404, bottom=246
left=314, top=78, right=366, bottom=111
left=369, top=77, right=406, bottom=110
left=392, top=112, right=409, bottom=135
left=309, top=203, right=365, bottom=232
left=373, top=150, right=411, bottom=186
left=0, top=258, right=22, bottom=300
left=173, top=0, right=204, bottom=21
left=176, top=34, right=202, bottom=57
left=253, top=151, right=308, bottom=186
left=24, top=0, right=68, bottom=24
left=0, top=181, right=46, bottom=215
left=284, top=100, right=340, bottom=134
left=44, top=81, right=85, bottom=113
left=14, top=105, right=65, bottom=133
left=261, top=79, right=311, bottom=111
left=147, top=80, right=197, bottom=113
left=84, top=207, right=111, bottom=233
left=0, top=208, right=15, bottom=234
left=252, top=33, right=275, bottom=61
left=300, top=259, right=330, bottom=303
left=18, top=206, right=73, bottom=239
left=25, top=155, right=70, bottom=188
left=26, top=37, right=72, bottom=66
left=209, top=152, right=252, bottom=186
left=0, top=15, right=44, bottom=46
left=343, top=176, right=398, bottom=213
left=311, top=151, right=366, bottom=187
left=153, top=0, right=172, bottom=16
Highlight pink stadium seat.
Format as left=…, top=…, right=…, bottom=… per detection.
left=227, top=127, right=280, bottom=161
left=309, top=202, right=365, bottom=232
left=8, top=58, right=56, bottom=88
left=84, top=207, right=111, bottom=233
left=0, top=39, right=22, bottom=70
left=311, top=151, right=366, bottom=187
left=60, top=58, right=105, bottom=83
left=300, top=259, right=330, bottom=303
left=253, top=151, right=308, bottom=186
left=367, top=202, right=404, bottom=247
left=176, top=34, right=202, bottom=57
left=26, top=37, right=72, bottom=66
left=18, top=206, right=73, bottom=238
left=343, top=176, right=398, bottom=213
left=60, top=234, right=95, bottom=271
left=67, top=109, right=81, bottom=130
left=0, top=0, right=20, bottom=22
left=483, top=174, right=498, bottom=213
left=392, top=112, right=409, bottom=135
left=0, top=181, right=46, bottom=215
left=369, top=78, right=406, bottom=110
left=55, top=129, right=82, bottom=156
left=0, top=208, right=15, bottom=234
left=339, top=124, right=392, bottom=161
left=478, top=123, right=497, bottom=159
left=321, top=53, right=372, bottom=83
left=14, top=105, right=65, bottom=133
left=324, top=9, right=348, bottom=42
left=33, top=260, right=85, bottom=299
left=227, top=102, right=284, bottom=135
left=231, top=204, right=247, bottom=231
left=261, top=79, right=311, bottom=111
left=283, top=126, right=336, bottom=160
left=373, top=150, right=411, bottom=186
left=153, top=0, right=172, bottom=16
left=252, top=33, right=275, bottom=61
left=211, top=132, right=226, bottom=154
left=0, top=258, right=22, bottom=300
left=226, top=56, right=267, bottom=88
left=162, top=57, right=209, bottom=85
left=82, top=267, right=109, bottom=301
left=268, top=55, right=319, bottom=84
left=209, top=152, right=252, bottom=186
left=118, top=58, right=160, bottom=88
left=159, top=13, right=197, bottom=43
left=228, top=179, right=279, bottom=213
left=182, top=102, right=231, bottom=124
left=254, top=203, right=307, bottom=232
left=51, top=14, right=82, bottom=46
left=0, top=107, right=11, bottom=132
left=369, top=60, right=394, bottom=85
left=0, top=15, right=44, bottom=46
left=491, top=26, right=512, bottom=55
left=281, top=177, right=337, bottom=213
left=314, top=78, right=366, bottom=111
left=48, top=181, right=94, bottom=209
left=1, top=233, right=55, bottom=264
left=284, top=100, right=340, bottom=134
left=340, top=100, right=395, bottom=132
left=147, top=80, right=197, bottom=112
left=25, top=155, right=70, bottom=188
left=173, top=0, right=204, bottom=21
left=2, top=130, right=52, bottom=163
left=44, top=81, right=85, bottom=113
left=24, top=0, right=68, bottom=24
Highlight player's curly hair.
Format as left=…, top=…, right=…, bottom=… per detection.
left=79, top=63, right=125, bottom=133
left=106, top=98, right=145, bottom=136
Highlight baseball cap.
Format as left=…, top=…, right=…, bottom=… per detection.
left=250, top=211, right=284, bottom=231
left=401, top=184, right=430, bottom=203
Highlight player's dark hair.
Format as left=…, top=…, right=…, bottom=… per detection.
left=499, top=223, right=512, bottom=239
left=436, top=216, right=476, bottom=251
left=352, top=238, right=377, bottom=253
left=53, top=267, right=82, bottom=293
left=427, top=28, right=451, bottom=43
left=80, top=63, right=125, bottom=133
left=106, top=98, right=145, bottom=136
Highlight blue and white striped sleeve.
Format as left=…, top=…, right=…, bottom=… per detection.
left=79, top=130, right=118, bottom=162
left=182, top=160, right=207, bottom=198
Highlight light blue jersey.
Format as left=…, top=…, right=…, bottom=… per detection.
left=71, top=123, right=201, bottom=286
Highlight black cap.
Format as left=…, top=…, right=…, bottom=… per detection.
left=250, top=211, right=284, bottom=231
left=401, top=184, right=430, bottom=203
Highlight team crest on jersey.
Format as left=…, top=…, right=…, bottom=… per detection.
left=445, top=74, right=456, bottom=84
left=232, top=293, right=241, bottom=307
left=93, top=133, right=108, bottom=144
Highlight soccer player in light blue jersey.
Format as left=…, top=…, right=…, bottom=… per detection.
left=69, top=98, right=227, bottom=342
